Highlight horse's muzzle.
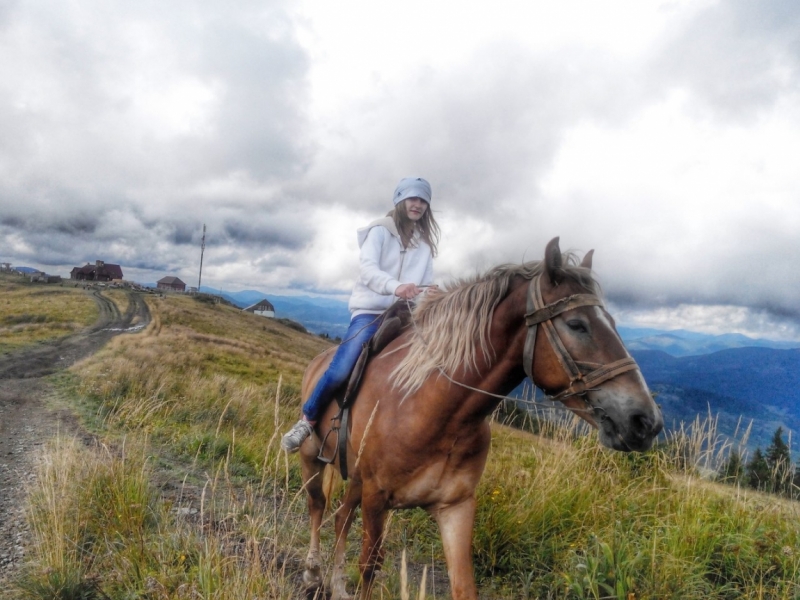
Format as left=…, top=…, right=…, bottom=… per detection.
left=597, top=407, right=664, bottom=452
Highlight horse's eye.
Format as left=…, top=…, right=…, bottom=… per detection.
left=567, top=320, right=587, bottom=333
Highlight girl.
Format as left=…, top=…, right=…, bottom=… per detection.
left=281, top=177, right=440, bottom=452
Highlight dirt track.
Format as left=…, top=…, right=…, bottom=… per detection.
left=0, top=289, right=151, bottom=585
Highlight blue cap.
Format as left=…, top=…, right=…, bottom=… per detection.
left=393, top=177, right=432, bottom=205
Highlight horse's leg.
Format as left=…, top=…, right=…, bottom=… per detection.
left=330, top=479, right=363, bottom=600
left=357, top=489, right=389, bottom=600
left=432, top=498, right=479, bottom=600
left=301, top=457, right=326, bottom=592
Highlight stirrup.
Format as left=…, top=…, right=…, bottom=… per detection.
left=317, top=426, right=339, bottom=464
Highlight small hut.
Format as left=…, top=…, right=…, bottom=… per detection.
left=243, top=299, right=275, bottom=318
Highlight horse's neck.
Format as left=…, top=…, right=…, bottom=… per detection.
left=444, top=282, right=529, bottom=417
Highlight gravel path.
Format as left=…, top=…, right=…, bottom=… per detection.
left=0, top=289, right=150, bottom=587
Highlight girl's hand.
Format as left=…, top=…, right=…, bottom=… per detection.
left=394, top=283, right=421, bottom=299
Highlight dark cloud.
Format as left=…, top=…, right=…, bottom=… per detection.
left=0, top=0, right=312, bottom=188
left=1, top=216, right=23, bottom=228
left=170, top=224, right=197, bottom=246
left=53, top=216, right=98, bottom=235
left=606, top=287, right=800, bottom=321
left=121, top=258, right=171, bottom=272
left=220, top=216, right=308, bottom=249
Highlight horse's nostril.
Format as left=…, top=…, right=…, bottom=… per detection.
left=631, top=412, right=655, bottom=438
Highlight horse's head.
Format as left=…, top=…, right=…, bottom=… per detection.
left=528, top=237, right=663, bottom=451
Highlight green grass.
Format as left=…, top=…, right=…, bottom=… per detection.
left=0, top=273, right=98, bottom=353
left=12, top=291, right=800, bottom=599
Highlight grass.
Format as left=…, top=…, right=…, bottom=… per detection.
left=0, top=273, right=98, bottom=353
left=103, top=289, right=130, bottom=316
left=11, top=291, right=800, bottom=599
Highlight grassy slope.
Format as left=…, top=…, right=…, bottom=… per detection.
left=13, top=292, right=800, bottom=599
left=0, top=273, right=98, bottom=353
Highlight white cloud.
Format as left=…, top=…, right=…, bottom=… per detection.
left=611, top=303, right=800, bottom=342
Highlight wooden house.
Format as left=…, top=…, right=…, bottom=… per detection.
left=243, top=299, right=275, bottom=318
left=157, top=276, right=187, bottom=292
left=70, top=260, right=123, bottom=282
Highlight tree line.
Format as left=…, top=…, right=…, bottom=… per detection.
left=718, top=427, right=800, bottom=498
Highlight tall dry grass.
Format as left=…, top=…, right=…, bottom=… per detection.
left=13, top=292, right=800, bottom=599
left=16, top=431, right=314, bottom=599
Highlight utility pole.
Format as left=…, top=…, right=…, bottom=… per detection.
left=198, top=224, right=206, bottom=291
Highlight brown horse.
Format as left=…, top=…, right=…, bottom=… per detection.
left=296, top=237, right=663, bottom=600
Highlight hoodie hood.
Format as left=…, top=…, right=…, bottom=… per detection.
left=357, top=216, right=399, bottom=248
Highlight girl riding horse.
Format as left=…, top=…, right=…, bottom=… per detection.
left=281, top=176, right=441, bottom=452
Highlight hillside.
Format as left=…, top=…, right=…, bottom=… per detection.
left=200, top=288, right=352, bottom=338
left=4, top=287, right=799, bottom=599
left=3, top=288, right=800, bottom=600
left=634, top=348, right=800, bottom=449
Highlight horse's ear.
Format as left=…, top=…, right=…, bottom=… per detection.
left=581, top=249, right=594, bottom=270
left=544, top=237, right=564, bottom=285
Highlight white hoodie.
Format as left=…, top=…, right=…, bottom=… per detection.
left=348, top=216, right=434, bottom=317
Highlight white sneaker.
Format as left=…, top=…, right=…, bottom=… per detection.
left=281, top=419, right=314, bottom=453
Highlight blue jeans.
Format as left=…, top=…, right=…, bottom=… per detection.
left=301, top=313, right=382, bottom=421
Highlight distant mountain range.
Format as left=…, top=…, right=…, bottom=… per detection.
left=618, top=326, right=800, bottom=356
left=632, top=348, right=800, bottom=451
left=188, top=287, right=800, bottom=451
left=619, top=328, right=800, bottom=450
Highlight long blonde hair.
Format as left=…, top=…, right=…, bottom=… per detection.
left=390, top=201, right=440, bottom=257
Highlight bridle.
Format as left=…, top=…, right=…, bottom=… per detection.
left=522, top=275, right=639, bottom=404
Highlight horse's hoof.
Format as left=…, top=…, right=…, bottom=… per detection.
left=330, top=574, right=353, bottom=600
left=303, top=567, right=323, bottom=589
left=304, top=549, right=323, bottom=589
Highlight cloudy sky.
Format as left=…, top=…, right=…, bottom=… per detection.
left=2, top=0, right=799, bottom=340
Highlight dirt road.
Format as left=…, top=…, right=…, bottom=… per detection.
left=0, top=289, right=151, bottom=585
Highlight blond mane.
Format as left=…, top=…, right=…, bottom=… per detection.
left=389, top=252, right=600, bottom=395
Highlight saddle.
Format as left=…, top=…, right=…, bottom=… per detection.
left=317, top=301, right=412, bottom=479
